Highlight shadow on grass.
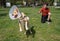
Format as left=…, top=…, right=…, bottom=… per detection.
left=0, top=13, right=7, bottom=17
left=0, top=9, right=6, bottom=11
left=26, top=26, right=36, bottom=38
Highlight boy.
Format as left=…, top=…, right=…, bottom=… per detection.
left=39, top=4, right=51, bottom=24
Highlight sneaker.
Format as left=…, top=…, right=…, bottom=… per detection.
left=47, top=22, right=50, bottom=24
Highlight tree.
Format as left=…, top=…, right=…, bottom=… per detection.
left=39, top=0, right=54, bottom=6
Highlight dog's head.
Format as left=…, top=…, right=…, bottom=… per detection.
left=12, top=8, right=18, bottom=18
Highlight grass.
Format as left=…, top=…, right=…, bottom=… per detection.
left=0, top=7, right=60, bottom=41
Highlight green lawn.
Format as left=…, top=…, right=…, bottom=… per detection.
left=0, top=7, right=60, bottom=41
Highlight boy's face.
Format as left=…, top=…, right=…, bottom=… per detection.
left=43, top=4, right=47, bottom=8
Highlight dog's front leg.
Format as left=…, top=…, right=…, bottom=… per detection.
left=19, top=20, right=23, bottom=32
left=25, top=21, right=28, bottom=30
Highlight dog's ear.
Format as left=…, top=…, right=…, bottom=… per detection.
left=21, top=12, right=26, bottom=18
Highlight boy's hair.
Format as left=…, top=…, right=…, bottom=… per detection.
left=43, top=3, right=48, bottom=6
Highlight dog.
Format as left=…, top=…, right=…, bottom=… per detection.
left=19, top=12, right=29, bottom=32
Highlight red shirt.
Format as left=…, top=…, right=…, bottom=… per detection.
left=40, top=7, right=50, bottom=16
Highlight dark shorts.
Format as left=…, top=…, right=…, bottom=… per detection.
left=41, top=15, right=51, bottom=23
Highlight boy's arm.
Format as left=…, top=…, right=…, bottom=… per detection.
left=47, top=12, right=51, bottom=21
left=38, top=8, right=42, bottom=14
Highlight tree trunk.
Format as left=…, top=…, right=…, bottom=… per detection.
left=2, top=0, right=6, bottom=8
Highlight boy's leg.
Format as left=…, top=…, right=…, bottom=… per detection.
left=46, top=15, right=52, bottom=22
left=48, top=19, right=52, bottom=22
left=45, top=15, right=48, bottom=21
left=41, top=16, right=46, bottom=23
left=46, top=15, right=52, bottom=24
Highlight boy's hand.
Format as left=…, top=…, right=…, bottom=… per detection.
left=38, top=11, right=40, bottom=14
